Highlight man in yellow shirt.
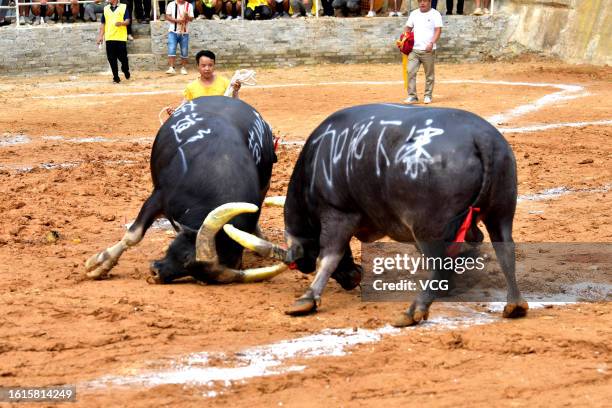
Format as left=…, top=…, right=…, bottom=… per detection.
left=96, top=0, right=131, bottom=84
left=167, top=50, right=242, bottom=115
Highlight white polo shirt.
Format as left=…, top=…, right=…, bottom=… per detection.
left=405, top=8, right=444, bottom=51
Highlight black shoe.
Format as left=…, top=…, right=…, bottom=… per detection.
left=124, top=71, right=130, bottom=80
left=113, top=77, right=121, bottom=83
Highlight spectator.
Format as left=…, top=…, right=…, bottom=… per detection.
left=320, top=0, right=333, bottom=16
left=84, top=0, right=106, bottom=22
left=244, top=0, right=271, bottom=20
left=473, top=0, right=489, bottom=15
left=165, top=0, right=194, bottom=75
left=403, top=0, right=442, bottom=104
left=332, top=0, right=359, bottom=17
left=270, top=0, right=289, bottom=18
left=56, top=0, right=81, bottom=23
left=31, top=0, right=53, bottom=24
left=387, top=0, right=402, bottom=16
left=167, top=50, right=242, bottom=115
left=445, top=0, right=463, bottom=14
left=196, top=0, right=221, bottom=19
left=0, top=0, right=11, bottom=26
left=18, top=0, right=30, bottom=24
left=290, top=0, right=311, bottom=18
left=96, top=0, right=131, bottom=84
left=120, top=0, right=135, bottom=40
left=221, top=0, right=240, bottom=19
left=134, top=0, right=151, bottom=22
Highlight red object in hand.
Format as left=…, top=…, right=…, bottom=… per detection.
left=396, top=31, right=414, bottom=55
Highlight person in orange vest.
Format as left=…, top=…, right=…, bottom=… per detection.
left=96, top=0, right=131, bottom=84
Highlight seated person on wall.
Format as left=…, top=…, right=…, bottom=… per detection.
left=84, top=0, right=107, bottom=22
left=221, top=0, right=241, bottom=19
left=387, top=0, right=402, bottom=16
left=332, top=0, right=360, bottom=17
left=320, top=0, right=334, bottom=16
left=269, top=0, right=289, bottom=18
left=0, top=0, right=11, bottom=26
left=196, top=0, right=222, bottom=19
left=18, top=0, right=30, bottom=25
left=290, top=0, right=312, bottom=18
left=30, top=0, right=54, bottom=25
left=55, top=0, right=81, bottom=23
left=472, top=0, right=489, bottom=15
left=244, top=0, right=272, bottom=20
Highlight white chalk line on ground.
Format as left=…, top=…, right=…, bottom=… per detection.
left=83, top=301, right=577, bottom=397
left=499, top=119, right=612, bottom=134
left=1, top=116, right=610, bottom=151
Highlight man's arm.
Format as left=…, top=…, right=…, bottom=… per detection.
left=426, top=27, right=441, bottom=52
left=96, top=22, right=104, bottom=45
left=116, top=7, right=130, bottom=26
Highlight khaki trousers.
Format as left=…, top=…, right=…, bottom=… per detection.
left=407, top=49, right=436, bottom=99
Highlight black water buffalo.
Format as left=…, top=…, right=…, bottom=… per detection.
left=85, top=96, right=284, bottom=283
left=224, top=103, right=528, bottom=326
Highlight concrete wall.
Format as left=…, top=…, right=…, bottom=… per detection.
left=501, top=0, right=611, bottom=65
left=0, top=15, right=514, bottom=74
left=151, top=15, right=514, bottom=67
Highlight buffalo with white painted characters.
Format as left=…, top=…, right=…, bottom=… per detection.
left=223, top=103, right=528, bottom=326
left=85, top=96, right=285, bottom=284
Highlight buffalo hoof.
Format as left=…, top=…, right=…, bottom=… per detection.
left=84, top=251, right=115, bottom=280
left=391, top=306, right=429, bottom=327
left=285, top=297, right=318, bottom=316
left=503, top=301, right=529, bottom=318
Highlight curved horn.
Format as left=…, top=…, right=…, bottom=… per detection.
left=223, top=224, right=288, bottom=261
left=195, top=202, right=258, bottom=263
left=263, top=195, right=286, bottom=207
left=214, top=263, right=288, bottom=284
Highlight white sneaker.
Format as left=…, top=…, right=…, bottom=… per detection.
left=483, top=7, right=489, bottom=14
left=212, top=14, right=220, bottom=20
left=19, top=16, right=26, bottom=24
left=388, top=11, right=394, bottom=17
left=41, top=17, right=47, bottom=25
left=197, top=14, right=205, bottom=19
left=165, top=66, right=176, bottom=75
left=424, top=96, right=432, bottom=104
left=128, top=34, right=134, bottom=41
left=404, top=96, right=418, bottom=104
left=180, top=66, right=188, bottom=75
left=367, top=10, right=376, bottom=17
left=473, top=7, right=483, bottom=15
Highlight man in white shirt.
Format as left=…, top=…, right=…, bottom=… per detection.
left=404, top=0, right=443, bottom=104
left=166, top=0, right=194, bottom=75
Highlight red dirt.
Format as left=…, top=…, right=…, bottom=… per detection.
left=0, top=61, right=610, bottom=407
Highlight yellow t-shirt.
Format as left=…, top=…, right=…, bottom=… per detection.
left=183, top=75, right=231, bottom=100
left=246, top=0, right=268, bottom=10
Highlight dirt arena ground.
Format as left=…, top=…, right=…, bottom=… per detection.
left=0, top=60, right=610, bottom=407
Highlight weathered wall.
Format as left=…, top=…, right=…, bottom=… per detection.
left=501, top=0, right=611, bottom=65
left=151, top=16, right=513, bottom=67
left=0, top=15, right=514, bottom=74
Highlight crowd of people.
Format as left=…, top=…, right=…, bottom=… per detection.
left=0, top=0, right=493, bottom=25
